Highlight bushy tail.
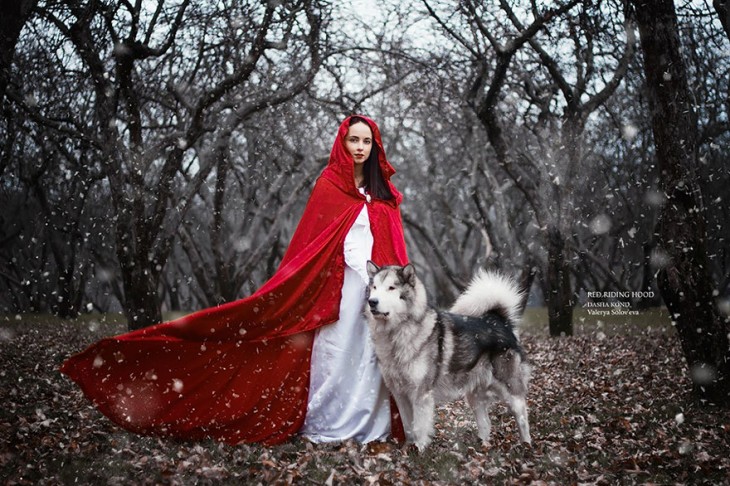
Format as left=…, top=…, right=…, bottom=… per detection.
left=449, top=270, right=524, bottom=328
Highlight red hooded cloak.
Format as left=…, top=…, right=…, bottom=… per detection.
left=60, top=115, right=408, bottom=445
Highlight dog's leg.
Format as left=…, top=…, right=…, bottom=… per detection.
left=506, top=394, right=532, bottom=444
left=411, top=391, right=435, bottom=451
left=493, top=353, right=532, bottom=444
left=392, top=391, right=415, bottom=443
left=466, top=391, right=493, bottom=446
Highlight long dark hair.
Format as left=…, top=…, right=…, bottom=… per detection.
left=349, top=116, right=394, bottom=201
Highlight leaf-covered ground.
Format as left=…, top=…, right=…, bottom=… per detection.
left=1, top=315, right=729, bottom=485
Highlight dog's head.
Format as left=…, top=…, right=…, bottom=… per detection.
left=365, top=261, right=419, bottom=322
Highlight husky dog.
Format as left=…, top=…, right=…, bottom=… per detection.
left=365, top=262, right=531, bottom=451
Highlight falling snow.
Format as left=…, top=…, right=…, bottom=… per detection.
left=1, top=0, right=729, bottom=483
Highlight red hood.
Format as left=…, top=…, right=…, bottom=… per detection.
left=321, top=115, right=402, bottom=205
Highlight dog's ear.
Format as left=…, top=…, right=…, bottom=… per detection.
left=400, top=264, right=417, bottom=287
left=366, top=260, right=380, bottom=278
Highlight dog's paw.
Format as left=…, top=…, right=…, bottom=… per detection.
left=414, top=439, right=431, bottom=453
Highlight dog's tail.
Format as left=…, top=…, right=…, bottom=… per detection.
left=449, top=270, right=524, bottom=328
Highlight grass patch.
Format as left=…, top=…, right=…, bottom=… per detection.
left=3, top=307, right=674, bottom=339
left=521, top=306, right=673, bottom=336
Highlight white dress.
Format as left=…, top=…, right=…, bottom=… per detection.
left=300, top=198, right=391, bottom=443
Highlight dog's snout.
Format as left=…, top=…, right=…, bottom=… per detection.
left=368, top=298, right=378, bottom=309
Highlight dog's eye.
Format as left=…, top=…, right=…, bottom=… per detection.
left=388, top=286, right=395, bottom=291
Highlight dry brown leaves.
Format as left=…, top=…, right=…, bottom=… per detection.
left=1, top=318, right=728, bottom=484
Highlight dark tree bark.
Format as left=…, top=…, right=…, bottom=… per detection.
left=546, top=227, right=574, bottom=336
left=0, top=0, right=37, bottom=109
left=211, top=139, right=235, bottom=305
left=714, top=0, right=730, bottom=42
left=518, top=262, right=538, bottom=313
left=637, top=241, right=662, bottom=309
left=633, top=0, right=730, bottom=402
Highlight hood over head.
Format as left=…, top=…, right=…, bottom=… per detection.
left=321, top=115, right=402, bottom=205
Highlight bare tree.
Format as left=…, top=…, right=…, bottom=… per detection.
left=631, top=0, right=730, bottom=402
left=6, top=0, right=328, bottom=329
left=4, top=0, right=728, bottom=350
left=421, top=0, right=634, bottom=335
left=171, top=108, right=326, bottom=309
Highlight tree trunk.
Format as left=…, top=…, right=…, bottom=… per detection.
left=114, top=208, right=162, bottom=329
left=121, top=260, right=162, bottom=329
left=518, top=262, right=537, bottom=313
left=212, top=146, right=236, bottom=304
left=56, top=266, right=82, bottom=319
left=0, top=0, right=37, bottom=108
left=546, top=226, right=574, bottom=336
left=714, top=0, right=730, bottom=43
left=633, top=0, right=730, bottom=403
left=636, top=241, right=661, bottom=309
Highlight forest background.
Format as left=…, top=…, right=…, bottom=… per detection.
left=3, top=1, right=730, bottom=483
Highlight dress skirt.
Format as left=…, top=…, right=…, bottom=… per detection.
left=300, top=204, right=391, bottom=443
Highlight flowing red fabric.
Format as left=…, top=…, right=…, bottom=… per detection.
left=60, top=115, right=408, bottom=445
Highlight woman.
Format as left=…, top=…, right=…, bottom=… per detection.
left=301, top=116, right=398, bottom=443
left=61, top=115, right=408, bottom=445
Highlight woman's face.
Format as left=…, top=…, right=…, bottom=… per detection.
left=344, top=121, right=373, bottom=166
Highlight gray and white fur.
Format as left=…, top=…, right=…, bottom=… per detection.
left=365, top=262, right=531, bottom=451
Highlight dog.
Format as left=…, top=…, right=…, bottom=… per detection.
left=364, top=262, right=531, bottom=451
